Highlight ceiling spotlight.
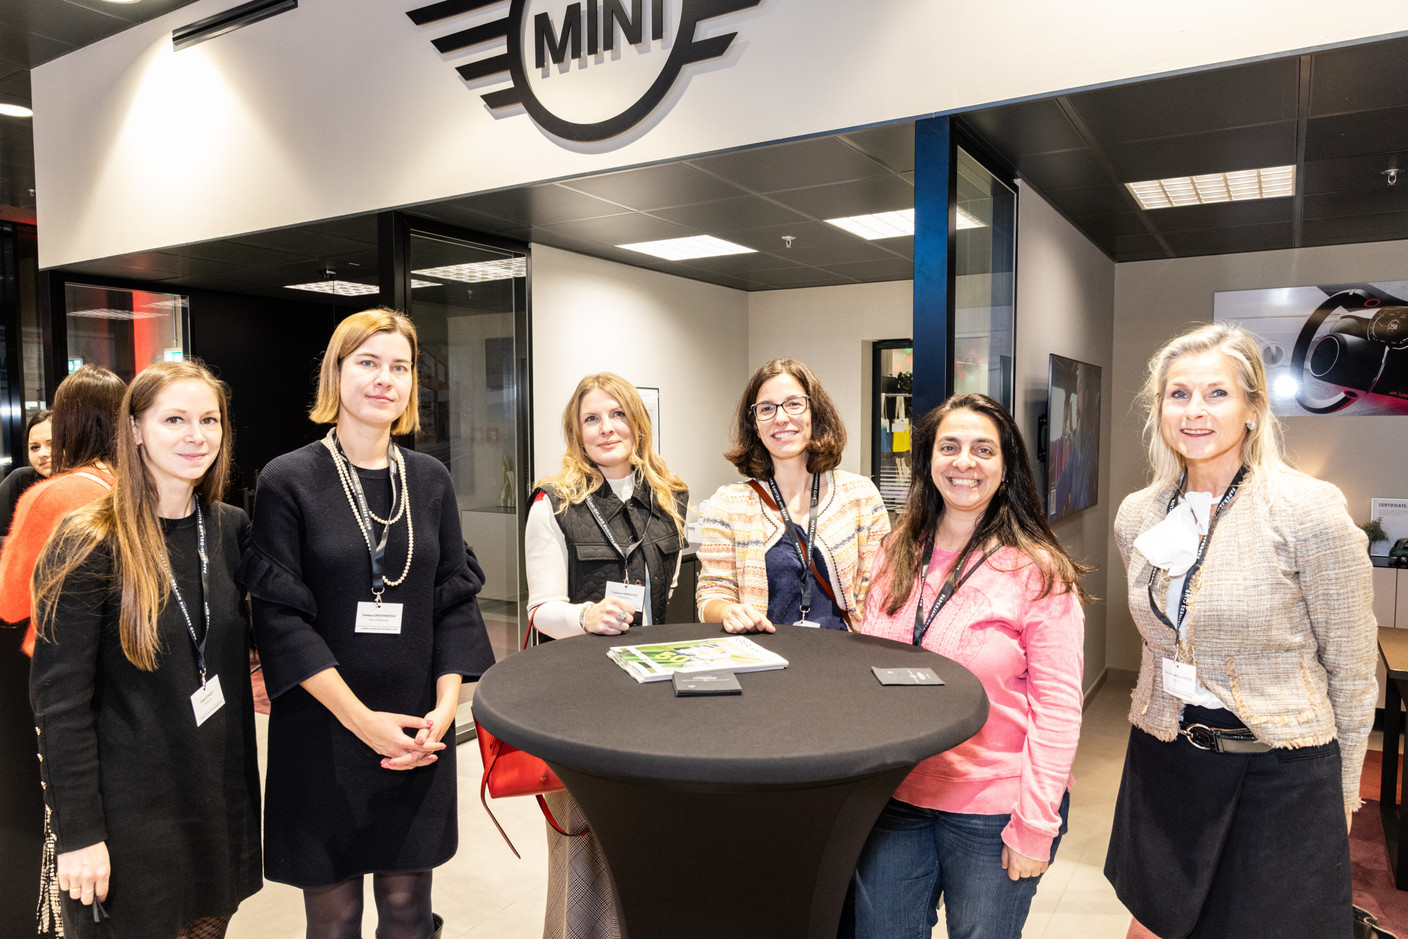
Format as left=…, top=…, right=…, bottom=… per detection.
left=1385, top=169, right=1400, bottom=187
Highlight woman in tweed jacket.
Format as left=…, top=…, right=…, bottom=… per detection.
left=697, top=358, right=889, bottom=632
left=1104, top=323, right=1376, bottom=939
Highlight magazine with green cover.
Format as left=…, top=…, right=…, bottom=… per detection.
left=607, top=636, right=789, bottom=683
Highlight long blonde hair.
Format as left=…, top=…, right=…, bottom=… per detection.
left=34, top=361, right=234, bottom=671
left=533, top=373, right=686, bottom=535
left=1138, top=322, right=1294, bottom=490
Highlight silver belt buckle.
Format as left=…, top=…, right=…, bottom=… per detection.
left=1181, top=723, right=1218, bottom=751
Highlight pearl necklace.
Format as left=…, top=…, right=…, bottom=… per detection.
left=323, top=428, right=414, bottom=588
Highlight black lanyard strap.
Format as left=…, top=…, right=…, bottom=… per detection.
left=1146, top=465, right=1247, bottom=635
left=585, top=479, right=653, bottom=585
left=334, top=436, right=402, bottom=599
left=767, top=473, right=820, bottom=617
left=168, top=498, right=211, bottom=685
left=912, top=536, right=1000, bottom=647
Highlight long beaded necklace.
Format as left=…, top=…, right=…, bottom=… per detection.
left=323, top=427, right=415, bottom=589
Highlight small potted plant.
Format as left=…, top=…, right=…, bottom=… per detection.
left=1363, top=517, right=1389, bottom=552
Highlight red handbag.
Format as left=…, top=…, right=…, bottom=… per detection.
left=475, top=622, right=588, bottom=856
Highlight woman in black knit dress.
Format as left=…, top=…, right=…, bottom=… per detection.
left=30, top=360, right=261, bottom=939
left=240, top=308, right=495, bottom=939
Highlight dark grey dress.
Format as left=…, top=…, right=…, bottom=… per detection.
left=30, top=503, right=262, bottom=939
left=240, top=442, right=495, bottom=888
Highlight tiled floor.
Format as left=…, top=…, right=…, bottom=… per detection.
left=228, top=667, right=1143, bottom=938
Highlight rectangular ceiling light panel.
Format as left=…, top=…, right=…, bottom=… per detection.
left=618, top=236, right=756, bottom=260
left=412, top=257, right=526, bottom=283
left=285, top=279, right=379, bottom=296
left=1126, top=165, right=1296, bottom=210
left=826, top=209, right=914, bottom=240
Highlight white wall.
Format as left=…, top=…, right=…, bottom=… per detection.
left=33, top=0, right=1408, bottom=267
left=1014, top=182, right=1117, bottom=693
left=1107, top=238, right=1408, bottom=670
left=746, top=281, right=914, bottom=474
left=528, top=244, right=750, bottom=512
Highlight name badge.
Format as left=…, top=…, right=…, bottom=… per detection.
left=191, top=674, right=225, bottom=727
left=356, top=601, right=405, bottom=634
left=604, top=581, right=646, bottom=612
left=793, top=619, right=821, bottom=628
left=1161, top=657, right=1199, bottom=700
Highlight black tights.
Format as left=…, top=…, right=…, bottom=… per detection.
left=303, top=872, right=433, bottom=939
left=179, top=916, right=232, bottom=939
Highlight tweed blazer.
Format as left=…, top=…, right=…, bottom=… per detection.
left=696, top=470, right=890, bottom=622
left=1115, top=469, right=1377, bottom=808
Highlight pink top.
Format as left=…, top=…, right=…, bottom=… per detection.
left=859, top=542, right=1085, bottom=861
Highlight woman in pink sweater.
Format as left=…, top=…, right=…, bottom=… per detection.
left=846, top=393, right=1088, bottom=939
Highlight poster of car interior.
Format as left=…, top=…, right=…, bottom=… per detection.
left=1213, top=281, right=1408, bottom=417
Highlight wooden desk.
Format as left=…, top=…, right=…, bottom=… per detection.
left=1378, top=626, right=1408, bottom=889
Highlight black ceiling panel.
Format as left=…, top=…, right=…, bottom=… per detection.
left=652, top=195, right=809, bottom=232
left=822, top=257, right=919, bottom=281
left=1301, top=152, right=1408, bottom=194
left=723, top=220, right=865, bottom=253
left=1302, top=186, right=1408, bottom=220
left=746, top=266, right=858, bottom=289
left=1301, top=210, right=1408, bottom=243
left=450, top=183, right=631, bottom=227
left=1144, top=198, right=1293, bottom=233
left=1067, top=58, right=1300, bottom=144
left=670, top=252, right=803, bottom=275
left=689, top=137, right=892, bottom=193
left=1304, top=106, right=1408, bottom=162
left=1015, top=148, right=1111, bottom=192
left=1046, top=184, right=1136, bottom=218
left=959, top=99, right=1085, bottom=155
left=765, top=176, right=915, bottom=219
left=536, top=213, right=699, bottom=245
left=762, top=239, right=893, bottom=268
left=838, top=123, right=917, bottom=174
left=1103, top=122, right=1297, bottom=182
left=1066, top=212, right=1152, bottom=239
left=1309, top=37, right=1408, bottom=117
left=1161, top=222, right=1294, bottom=255
left=558, top=163, right=746, bottom=211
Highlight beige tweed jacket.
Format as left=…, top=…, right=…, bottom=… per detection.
left=1115, top=469, right=1377, bottom=808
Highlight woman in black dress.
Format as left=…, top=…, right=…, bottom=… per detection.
left=241, top=308, right=495, bottom=939
left=29, top=360, right=261, bottom=938
left=0, top=408, right=52, bottom=537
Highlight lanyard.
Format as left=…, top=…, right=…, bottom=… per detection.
left=767, top=473, right=820, bottom=617
left=337, top=438, right=401, bottom=601
left=911, top=536, right=1000, bottom=646
left=585, top=480, right=653, bottom=585
left=1146, top=465, right=1246, bottom=635
left=168, top=498, right=212, bottom=686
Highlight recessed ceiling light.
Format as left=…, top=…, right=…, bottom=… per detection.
left=618, top=236, right=756, bottom=261
left=68, top=308, right=167, bottom=320
left=826, top=210, right=914, bottom=240
left=955, top=207, right=986, bottom=230
left=285, top=280, right=379, bottom=297
left=411, top=257, right=526, bottom=283
left=0, top=103, right=33, bottom=118
left=410, top=279, right=439, bottom=289
left=1125, top=165, right=1296, bottom=210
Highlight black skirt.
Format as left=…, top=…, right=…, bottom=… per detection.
left=1104, top=708, right=1351, bottom=939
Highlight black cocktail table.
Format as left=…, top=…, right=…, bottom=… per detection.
left=472, top=623, right=989, bottom=938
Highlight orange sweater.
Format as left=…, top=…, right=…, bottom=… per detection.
left=0, top=467, right=113, bottom=656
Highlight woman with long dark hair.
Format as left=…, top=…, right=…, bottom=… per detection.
left=241, top=308, right=494, bottom=939
left=29, top=360, right=261, bottom=938
left=846, top=393, right=1088, bottom=939
left=0, top=408, right=54, bottom=538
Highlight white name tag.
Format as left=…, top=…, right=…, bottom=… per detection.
left=793, top=619, right=821, bottom=628
left=1161, top=657, right=1199, bottom=700
left=604, top=581, right=646, bottom=611
left=191, top=674, right=225, bottom=727
left=355, top=601, right=405, bottom=634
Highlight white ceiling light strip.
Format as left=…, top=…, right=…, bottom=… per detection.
left=1126, top=165, right=1296, bottom=210
left=285, top=280, right=380, bottom=296
left=412, top=257, right=526, bottom=283
left=618, top=236, right=755, bottom=260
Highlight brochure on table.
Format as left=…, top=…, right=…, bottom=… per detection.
left=609, top=636, right=789, bottom=684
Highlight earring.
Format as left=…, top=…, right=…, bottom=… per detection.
left=1246, top=420, right=1257, bottom=431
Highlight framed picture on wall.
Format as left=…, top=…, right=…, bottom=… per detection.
left=637, top=386, right=661, bottom=454
left=1046, top=354, right=1101, bottom=524
left=1213, top=280, right=1408, bottom=417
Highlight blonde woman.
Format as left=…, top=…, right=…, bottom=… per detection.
left=525, top=372, right=689, bottom=939
left=1105, top=323, right=1376, bottom=938
left=29, top=361, right=260, bottom=938
left=241, top=309, right=494, bottom=938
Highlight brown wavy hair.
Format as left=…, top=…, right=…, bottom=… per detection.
left=49, top=364, right=125, bottom=474
left=879, top=393, right=1091, bottom=614
left=724, top=358, right=846, bottom=478
left=533, top=373, right=687, bottom=536
left=34, top=360, right=235, bottom=671
left=309, top=307, right=420, bottom=436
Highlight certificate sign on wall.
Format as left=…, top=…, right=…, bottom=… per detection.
left=1371, top=498, right=1408, bottom=557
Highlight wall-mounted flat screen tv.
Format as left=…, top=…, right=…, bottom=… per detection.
left=1046, top=354, right=1101, bottom=523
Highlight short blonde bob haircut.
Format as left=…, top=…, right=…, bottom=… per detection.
left=309, top=307, right=420, bottom=436
left=1138, top=321, right=1291, bottom=489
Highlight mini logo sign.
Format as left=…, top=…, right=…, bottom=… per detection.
left=407, top=0, right=760, bottom=142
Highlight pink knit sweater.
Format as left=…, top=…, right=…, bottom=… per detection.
left=859, top=542, right=1085, bottom=861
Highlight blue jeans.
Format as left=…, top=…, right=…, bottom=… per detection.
left=845, top=791, right=1070, bottom=939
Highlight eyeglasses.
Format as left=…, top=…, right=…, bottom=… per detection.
left=751, top=395, right=810, bottom=422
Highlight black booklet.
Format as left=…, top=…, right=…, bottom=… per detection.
left=672, top=669, right=743, bottom=696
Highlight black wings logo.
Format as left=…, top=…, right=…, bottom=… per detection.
left=407, top=0, right=760, bottom=142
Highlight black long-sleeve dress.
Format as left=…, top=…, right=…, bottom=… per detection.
left=29, top=502, right=262, bottom=939
left=239, top=441, right=495, bottom=888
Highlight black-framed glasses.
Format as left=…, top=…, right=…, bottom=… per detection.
left=751, top=395, right=810, bottom=422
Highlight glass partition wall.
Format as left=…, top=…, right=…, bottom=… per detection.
left=952, top=147, right=1016, bottom=410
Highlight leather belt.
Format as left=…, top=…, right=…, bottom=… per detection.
left=1178, top=722, right=1272, bottom=754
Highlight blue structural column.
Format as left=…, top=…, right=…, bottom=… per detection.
left=912, top=115, right=953, bottom=421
